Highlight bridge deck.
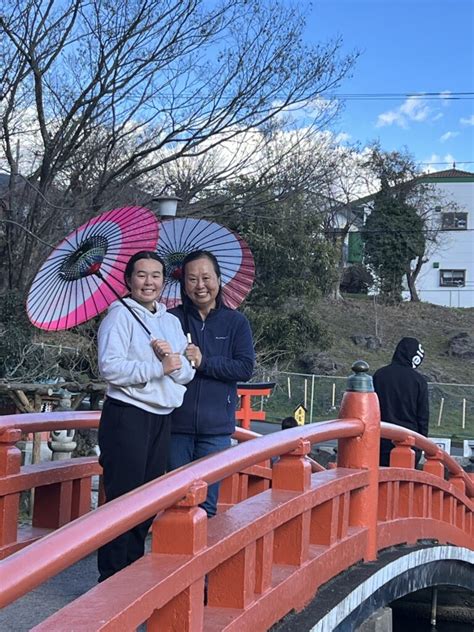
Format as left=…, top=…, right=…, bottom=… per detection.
left=0, top=551, right=97, bottom=631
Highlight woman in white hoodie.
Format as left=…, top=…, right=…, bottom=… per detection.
left=97, top=250, right=194, bottom=582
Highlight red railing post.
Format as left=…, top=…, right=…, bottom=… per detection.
left=33, top=482, right=73, bottom=529
left=450, top=473, right=466, bottom=496
left=272, top=439, right=312, bottom=566
left=272, top=439, right=312, bottom=493
left=337, top=361, right=380, bottom=561
left=149, top=480, right=208, bottom=632
left=423, top=448, right=445, bottom=478
left=0, top=428, right=22, bottom=553
left=390, top=436, right=416, bottom=468
left=218, top=473, right=241, bottom=509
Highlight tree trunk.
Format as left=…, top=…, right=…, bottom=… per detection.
left=406, top=271, right=420, bottom=301
left=328, top=231, right=347, bottom=301
left=406, top=257, right=424, bottom=302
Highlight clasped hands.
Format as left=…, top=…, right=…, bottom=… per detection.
left=151, top=339, right=201, bottom=373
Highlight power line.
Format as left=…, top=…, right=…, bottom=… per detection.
left=416, top=160, right=474, bottom=165
left=327, top=91, right=474, bottom=101
left=357, top=228, right=474, bottom=235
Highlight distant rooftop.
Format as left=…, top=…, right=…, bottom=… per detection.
left=420, top=167, right=474, bottom=179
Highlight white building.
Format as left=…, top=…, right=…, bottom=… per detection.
left=410, top=168, right=474, bottom=308
left=347, top=168, right=474, bottom=308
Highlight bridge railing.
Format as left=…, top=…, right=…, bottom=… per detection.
left=378, top=422, right=473, bottom=553
left=0, top=411, right=101, bottom=559
left=0, top=412, right=275, bottom=559
left=0, top=417, right=364, bottom=602
left=0, top=366, right=472, bottom=631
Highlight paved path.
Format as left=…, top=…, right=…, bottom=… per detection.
left=0, top=552, right=98, bottom=631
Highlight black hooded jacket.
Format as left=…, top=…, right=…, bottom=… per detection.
left=373, top=337, right=429, bottom=436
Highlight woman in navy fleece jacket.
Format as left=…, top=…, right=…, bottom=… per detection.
left=168, top=250, right=255, bottom=517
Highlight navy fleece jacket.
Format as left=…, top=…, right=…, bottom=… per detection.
left=169, top=302, right=255, bottom=435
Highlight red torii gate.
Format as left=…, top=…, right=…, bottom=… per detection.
left=235, top=382, right=275, bottom=430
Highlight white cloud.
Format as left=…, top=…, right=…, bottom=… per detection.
left=335, top=131, right=351, bottom=143
left=271, top=96, right=339, bottom=124
left=439, top=91, right=452, bottom=106
left=423, top=153, right=456, bottom=173
left=440, top=131, right=459, bottom=143
left=400, top=97, right=430, bottom=121
left=460, top=114, right=474, bottom=126
left=376, top=109, right=406, bottom=128
left=376, top=96, right=432, bottom=128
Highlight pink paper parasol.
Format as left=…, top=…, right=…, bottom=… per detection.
left=27, top=206, right=159, bottom=331
left=156, top=217, right=255, bottom=308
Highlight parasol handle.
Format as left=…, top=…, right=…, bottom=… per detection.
left=186, top=333, right=196, bottom=368
left=95, top=270, right=152, bottom=337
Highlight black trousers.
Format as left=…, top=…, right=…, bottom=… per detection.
left=97, top=398, right=171, bottom=582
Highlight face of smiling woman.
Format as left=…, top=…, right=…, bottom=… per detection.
left=184, top=256, right=220, bottom=318
left=128, top=258, right=164, bottom=311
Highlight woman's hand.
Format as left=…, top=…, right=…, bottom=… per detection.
left=151, top=339, right=173, bottom=361
left=162, top=353, right=182, bottom=375
left=185, top=343, right=202, bottom=368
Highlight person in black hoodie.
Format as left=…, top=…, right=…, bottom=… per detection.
left=168, top=250, right=255, bottom=517
left=373, top=337, right=429, bottom=466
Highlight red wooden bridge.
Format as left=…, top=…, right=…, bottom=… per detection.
left=0, top=363, right=472, bottom=631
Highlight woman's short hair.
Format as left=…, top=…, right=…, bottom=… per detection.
left=180, top=250, right=223, bottom=304
left=124, top=251, right=166, bottom=290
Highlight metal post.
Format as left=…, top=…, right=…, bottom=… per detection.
left=437, top=397, right=444, bottom=426
left=430, top=587, right=438, bottom=626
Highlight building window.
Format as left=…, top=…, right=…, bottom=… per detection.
left=441, top=212, right=468, bottom=230
left=347, top=231, right=363, bottom=263
left=440, top=269, right=466, bottom=287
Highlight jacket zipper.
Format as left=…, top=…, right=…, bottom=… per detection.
left=194, top=320, right=206, bottom=434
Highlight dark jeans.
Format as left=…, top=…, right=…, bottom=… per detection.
left=167, top=433, right=232, bottom=517
left=97, top=398, right=171, bottom=582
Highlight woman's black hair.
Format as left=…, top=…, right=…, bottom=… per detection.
left=180, top=250, right=223, bottom=305
left=124, top=251, right=166, bottom=290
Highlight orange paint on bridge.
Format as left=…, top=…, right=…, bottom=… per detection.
left=0, top=364, right=472, bottom=630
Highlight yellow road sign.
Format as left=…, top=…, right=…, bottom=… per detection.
left=294, top=404, right=307, bottom=426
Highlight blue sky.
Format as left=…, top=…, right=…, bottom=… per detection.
left=301, top=0, right=474, bottom=172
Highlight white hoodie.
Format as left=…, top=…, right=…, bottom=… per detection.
left=98, top=298, right=195, bottom=414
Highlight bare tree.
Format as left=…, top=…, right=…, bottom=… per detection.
left=316, top=146, right=374, bottom=299
left=0, top=0, right=356, bottom=292
left=311, top=142, right=454, bottom=303
left=359, top=144, right=447, bottom=302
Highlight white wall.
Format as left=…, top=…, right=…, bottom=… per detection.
left=415, top=181, right=474, bottom=308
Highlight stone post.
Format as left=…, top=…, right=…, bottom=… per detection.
left=48, top=429, right=76, bottom=461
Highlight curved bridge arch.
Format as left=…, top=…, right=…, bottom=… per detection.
left=274, top=545, right=474, bottom=632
